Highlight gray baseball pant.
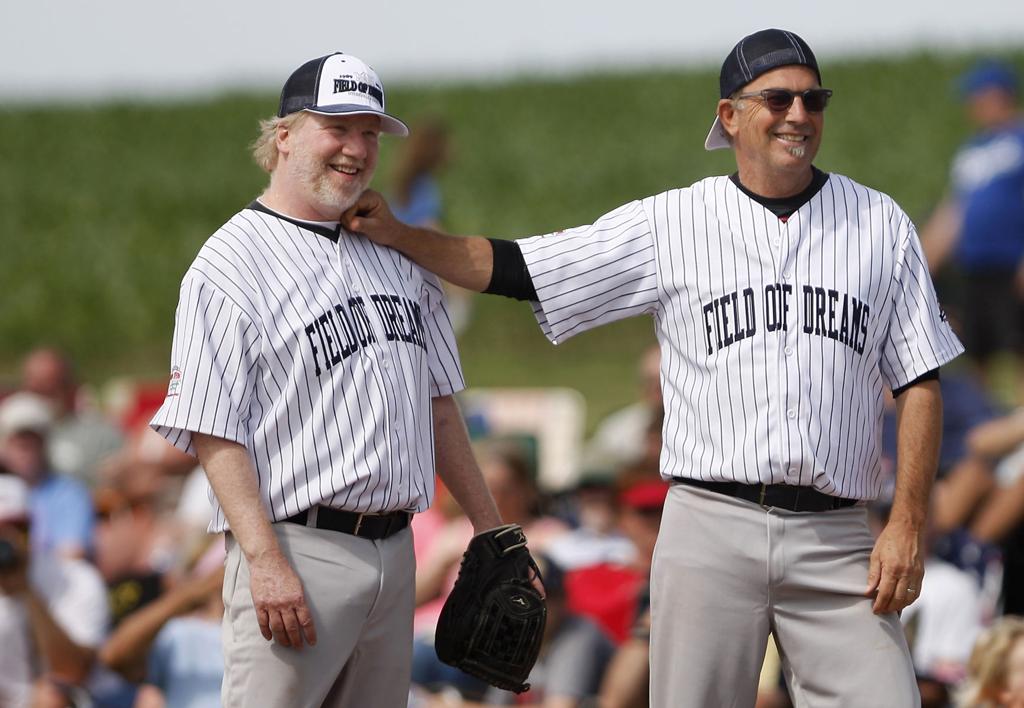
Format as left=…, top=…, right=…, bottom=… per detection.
left=649, top=484, right=919, bottom=708
left=221, top=521, right=415, bottom=708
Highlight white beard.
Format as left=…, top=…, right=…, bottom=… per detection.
left=289, top=142, right=369, bottom=217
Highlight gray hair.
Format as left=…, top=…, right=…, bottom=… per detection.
left=250, top=112, right=308, bottom=173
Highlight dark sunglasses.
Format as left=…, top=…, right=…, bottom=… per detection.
left=733, top=88, right=834, bottom=113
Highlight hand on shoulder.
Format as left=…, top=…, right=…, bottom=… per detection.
left=343, top=189, right=407, bottom=247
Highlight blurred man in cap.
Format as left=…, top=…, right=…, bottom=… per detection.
left=21, top=347, right=123, bottom=487
left=149, top=51, right=503, bottom=708
left=0, top=472, right=109, bottom=707
left=0, top=392, right=96, bottom=560
left=922, top=61, right=1024, bottom=393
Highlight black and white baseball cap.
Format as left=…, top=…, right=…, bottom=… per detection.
left=277, top=52, right=409, bottom=136
left=705, top=29, right=821, bottom=151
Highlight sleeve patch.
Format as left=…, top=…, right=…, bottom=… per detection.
left=167, top=366, right=183, bottom=397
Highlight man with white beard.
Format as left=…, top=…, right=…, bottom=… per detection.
left=149, top=53, right=503, bottom=708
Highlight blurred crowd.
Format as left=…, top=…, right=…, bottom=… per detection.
left=2, top=59, right=1024, bottom=708
left=0, top=344, right=666, bottom=708
left=3, top=335, right=1023, bottom=708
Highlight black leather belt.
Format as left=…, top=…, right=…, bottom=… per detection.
left=673, top=477, right=859, bottom=513
left=284, top=507, right=410, bottom=540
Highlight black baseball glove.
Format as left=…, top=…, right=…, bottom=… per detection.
left=434, top=523, right=546, bottom=693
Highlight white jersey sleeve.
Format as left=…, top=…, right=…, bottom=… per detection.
left=879, top=209, right=964, bottom=389
left=151, top=272, right=262, bottom=455
left=418, top=268, right=466, bottom=397
left=518, top=200, right=659, bottom=344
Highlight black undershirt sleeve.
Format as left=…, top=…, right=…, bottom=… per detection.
left=483, top=238, right=538, bottom=301
left=892, top=368, right=940, bottom=397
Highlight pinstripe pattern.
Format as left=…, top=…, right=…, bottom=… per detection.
left=151, top=203, right=464, bottom=531
left=519, top=173, right=963, bottom=500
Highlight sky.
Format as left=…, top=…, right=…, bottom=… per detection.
left=3, top=0, right=1022, bottom=102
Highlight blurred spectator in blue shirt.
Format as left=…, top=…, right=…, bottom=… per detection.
left=0, top=392, right=95, bottom=560
left=390, top=118, right=450, bottom=230
left=922, top=61, right=1024, bottom=396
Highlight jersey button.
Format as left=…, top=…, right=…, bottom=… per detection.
left=784, top=346, right=793, bottom=356
left=787, top=409, right=796, bottom=419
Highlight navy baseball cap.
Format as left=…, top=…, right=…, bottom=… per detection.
left=705, top=29, right=822, bottom=151
left=958, top=61, right=1018, bottom=99
left=278, top=53, right=409, bottom=136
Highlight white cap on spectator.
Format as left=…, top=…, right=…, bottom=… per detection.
left=0, top=475, right=30, bottom=521
left=0, top=392, right=55, bottom=441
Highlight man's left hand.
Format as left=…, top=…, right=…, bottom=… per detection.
left=864, top=519, right=924, bottom=614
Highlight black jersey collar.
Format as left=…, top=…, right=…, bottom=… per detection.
left=247, top=200, right=342, bottom=242
left=729, top=167, right=829, bottom=220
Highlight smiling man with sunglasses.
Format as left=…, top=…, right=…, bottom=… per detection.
left=343, top=28, right=962, bottom=706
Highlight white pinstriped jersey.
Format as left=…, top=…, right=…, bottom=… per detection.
left=519, top=173, right=964, bottom=500
left=151, top=202, right=464, bottom=532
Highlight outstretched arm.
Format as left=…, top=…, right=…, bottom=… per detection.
left=344, top=190, right=494, bottom=292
